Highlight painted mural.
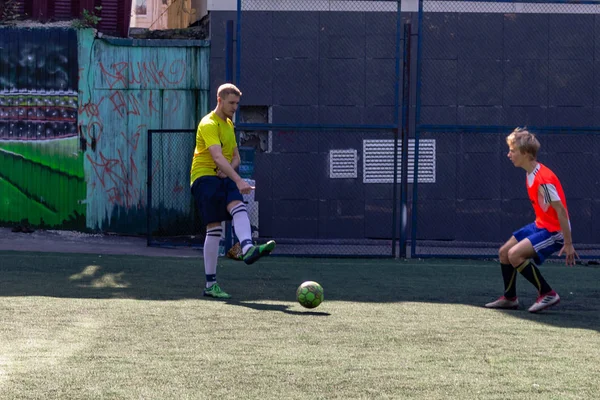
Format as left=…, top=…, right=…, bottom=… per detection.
left=0, top=28, right=85, bottom=229
left=0, top=27, right=209, bottom=233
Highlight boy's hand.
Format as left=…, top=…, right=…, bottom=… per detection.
left=558, top=243, right=579, bottom=266
left=216, top=168, right=227, bottom=179
left=236, top=179, right=255, bottom=195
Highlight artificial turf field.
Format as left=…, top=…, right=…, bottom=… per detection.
left=1, top=251, right=599, bottom=399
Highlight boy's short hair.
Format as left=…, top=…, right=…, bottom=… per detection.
left=217, top=83, right=242, bottom=99
left=506, top=127, right=540, bottom=159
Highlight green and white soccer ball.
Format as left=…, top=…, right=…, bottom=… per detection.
left=296, top=281, right=324, bottom=309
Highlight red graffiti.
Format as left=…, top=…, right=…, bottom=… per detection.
left=109, top=91, right=127, bottom=118
left=77, top=90, right=180, bottom=152
left=79, top=96, right=103, bottom=118
left=80, top=57, right=188, bottom=210
left=148, top=91, right=160, bottom=115
left=121, top=124, right=144, bottom=151
left=87, top=148, right=141, bottom=209
left=99, top=60, right=186, bottom=89
left=78, top=95, right=105, bottom=146
left=163, top=91, right=180, bottom=114
left=107, top=91, right=168, bottom=119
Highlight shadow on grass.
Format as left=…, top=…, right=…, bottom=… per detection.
left=0, top=250, right=598, bottom=331
left=225, top=300, right=331, bottom=316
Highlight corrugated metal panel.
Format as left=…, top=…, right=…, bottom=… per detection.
left=54, top=0, right=73, bottom=19
left=98, top=0, right=118, bottom=34
left=119, top=0, right=132, bottom=37
left=10, top=0, right=26, bottom=15
left=78, top=30, right=210, bottom=232
left=30, top=0, right=49, bottom=20
left=17, top=0, right=131, bottom=37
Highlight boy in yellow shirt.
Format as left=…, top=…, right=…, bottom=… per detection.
left=190, top=83, right=275, bottom=298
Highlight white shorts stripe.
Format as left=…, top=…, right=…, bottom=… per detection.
left=533, top=232, right=563, bottom=252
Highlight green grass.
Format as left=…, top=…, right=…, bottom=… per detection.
left=1, top=252, right=599, bottom=399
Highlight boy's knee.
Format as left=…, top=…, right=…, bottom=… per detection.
left=206, top=222, right=221, bottom=230
left=498, top=245, right=512, bottom=264
left=507, top=247, right=523, bottom=267
left=498, top=248, right=506, bottom=261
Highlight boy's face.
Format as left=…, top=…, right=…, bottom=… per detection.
left=218, top=94, right=240, bottom=120
left=507, top=143, right=529, bottom=168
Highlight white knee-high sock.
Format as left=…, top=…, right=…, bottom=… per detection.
left=204, top=226, right=221, bottom=288
left=229, top=203, right=253, bottom=254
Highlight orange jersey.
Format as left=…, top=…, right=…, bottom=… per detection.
left=527, top=163, right=568, bottom=232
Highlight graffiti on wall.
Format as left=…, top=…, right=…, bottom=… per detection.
left=77, top=28, right=204, bottom=232
left=98, top=59, right=187, bottom=89
left=79, top=83, right=184, bottom=211
left=0, top=28, right=85, bottom=229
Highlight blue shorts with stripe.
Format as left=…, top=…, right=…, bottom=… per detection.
left=191, top=176, right=243, bottom=225
left=513, top=222, right=564, bottom=265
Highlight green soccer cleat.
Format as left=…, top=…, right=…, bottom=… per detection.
left=203, top=283, right=231, bottom=299
left=243, top=240, right=276, bottom=265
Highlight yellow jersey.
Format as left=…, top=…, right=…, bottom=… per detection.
left=190, top=111, right=237, bottom=185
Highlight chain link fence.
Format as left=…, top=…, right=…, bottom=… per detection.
left=149, top=0, right=600, bottom=259
left=237, top=127, right=406, bottom=257
left=147, top=129, right=203, bottom=248
left=236, top=0, right=404, bottom=127
left=414, top=0, right=600, bottom=259
left=231, top=0, right=407, bottom=256
left=147, top=127, right=406, bottom=257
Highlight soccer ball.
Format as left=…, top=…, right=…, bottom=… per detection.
left=296, top=281, right=324, bottom=309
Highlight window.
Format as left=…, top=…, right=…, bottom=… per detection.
left=135, top=0, right=147, bottom=15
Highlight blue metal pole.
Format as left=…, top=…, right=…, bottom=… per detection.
left=225, top=20, right=234, bottom=82
left=411, top=0, right=424, bottom=258
left=235, top=0, right=242, bottom=89
left=391, top=0, right=402, bottom=258
left=400, top=22, right=412, bottom=259
left=146, top=130, right=153, bottom=246
left=225, top=17, right=236, bottom=254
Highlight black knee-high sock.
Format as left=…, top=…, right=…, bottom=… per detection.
left=517, top=260, right=552, bottom=294
left=501, top=263, right=517, bottom=298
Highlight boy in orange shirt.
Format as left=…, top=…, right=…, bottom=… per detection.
left=485, top=128, right=578, bottom=313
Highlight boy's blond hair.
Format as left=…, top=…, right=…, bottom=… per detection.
left=217, top=83, right=242, bottom=99
left=506, top=127, right=540, bottom=160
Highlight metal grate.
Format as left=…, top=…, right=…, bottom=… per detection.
left=329, top=149, right=358, bottom=179
left=363, top=139, right=436, bottom=184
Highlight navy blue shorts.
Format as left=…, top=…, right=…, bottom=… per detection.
left=191, top=176, right=243, bottom=225
left=513, top=222, right=564, bottom=265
